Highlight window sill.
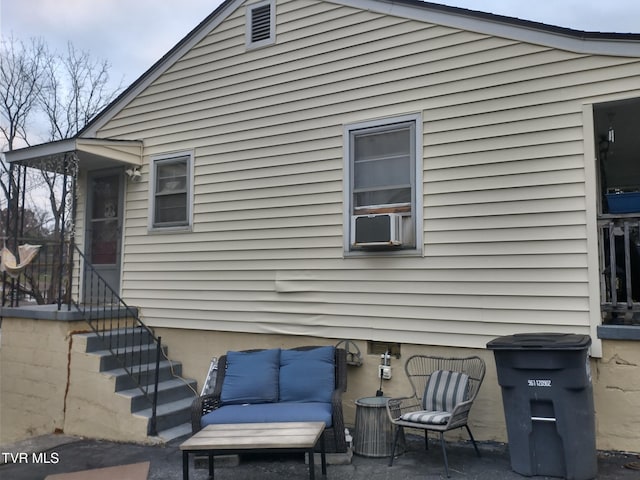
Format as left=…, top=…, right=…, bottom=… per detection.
left=597, top=324, right=640, bottom=341
left=343, top=249, right=423, bottom=258
left=147, top=225, right=192, bottom=234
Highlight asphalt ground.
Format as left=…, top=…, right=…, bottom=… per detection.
left=1, top=433, right=639, bottom=479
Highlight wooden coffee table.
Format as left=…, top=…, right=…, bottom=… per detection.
left=180, top=421, right=327, bottom=480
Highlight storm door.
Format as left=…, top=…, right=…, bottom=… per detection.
left=84, top=170, right=124, bottom=299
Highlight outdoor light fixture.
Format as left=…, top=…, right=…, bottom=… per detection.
left=608, top=113, right=616, bottom=143
left=125, top=166, right=142, bottom=182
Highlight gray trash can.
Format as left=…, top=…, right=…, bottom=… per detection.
left=487, top=333, right=596, bottom=480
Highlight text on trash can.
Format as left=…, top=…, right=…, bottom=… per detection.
left=527, top=379, right=552, bottom=387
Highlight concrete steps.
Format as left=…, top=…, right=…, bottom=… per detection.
left=79, top=327, right=198, bottom=442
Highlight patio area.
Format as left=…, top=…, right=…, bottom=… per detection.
left=1, top=432, right=638, bottom=480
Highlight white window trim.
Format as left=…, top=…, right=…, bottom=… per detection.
left=343, top=113, right=423, bottom=256
left=245, top=0, right=276, bottom=50
left=148, top=150, right=194, bottom=233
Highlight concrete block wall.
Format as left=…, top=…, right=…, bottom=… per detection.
left=592, top=341, right=640, bottom=451
left=1, top=313, right=638, bottom=453
left=0, top=317, right=81, bottom=444
left=156, top=327, right=640, bottom=454
left=0, top=316, right=148, bottom=445
left=155, top=328, right=506, bottom=443
left=62, top=333, right=151, bottom=443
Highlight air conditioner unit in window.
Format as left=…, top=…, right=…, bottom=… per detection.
left=351, top=213, right=403, bottom=248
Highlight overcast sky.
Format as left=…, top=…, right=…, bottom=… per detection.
left=2, top=0, right=640, bottom=93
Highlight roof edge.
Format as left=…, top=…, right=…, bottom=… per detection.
left=4, top=138, right=78, bottom=163
left=78, top=0, right=640, bottom=139
left=4, top=138, right=143, bottom=164
left=343, top=0, right=640, bottom=55
left=393, top=0, right=640, bottom=40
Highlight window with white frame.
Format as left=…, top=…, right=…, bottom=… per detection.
left=344, top=115, right=422, bottom=253
left=149, top=152, right=193, bottom=231
left=246, top=0, right=276, bottom=49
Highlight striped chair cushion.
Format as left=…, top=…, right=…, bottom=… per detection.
left=400, top=410, right=451, bottom=425
left=422, top=370, right=470, bottom=413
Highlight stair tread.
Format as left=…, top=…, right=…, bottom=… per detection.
left=78, top=326, right=195, bottom=442
left=87, top=343, right=161, bottom=357
left=81, top=328, right=154, bottom=352
left=101, top=359, right=179, bottom=377
left=84, top=326, right=148, bottom=335
left=82, top=326, right=148, bottom=335
left=133, top=397, right=196, bottom=418
left=117, top=378, right=197, bottom=398
left=157, top=423, right=192, bottom=442
left=75, top=328, right=144, bottom=340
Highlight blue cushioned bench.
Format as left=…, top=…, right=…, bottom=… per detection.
left=191, top=346, right=348, bottom=453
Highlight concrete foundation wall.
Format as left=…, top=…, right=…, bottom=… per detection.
left=1, top=315, right=638, bottom=453
left=0, top=317, right=83, bottom=444
left=593, top=341, right=640, bottom=451
left=0, top=316, right=148, bottom=445
left=156, top=327, right=640, bottom=453
left=62, top=332, right=150, bottom=443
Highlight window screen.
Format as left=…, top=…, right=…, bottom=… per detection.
left=153, top=156, right=189, bottom=228
left=352, top=125, right=413, bottom=210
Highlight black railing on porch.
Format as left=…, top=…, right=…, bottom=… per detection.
left=1, top=240, right=162, bottom=436
left=598, top=215, right=640, bottom=325
left=72, top=245, right=162, bottom=436
left=1, top=239, right=72, bottom=307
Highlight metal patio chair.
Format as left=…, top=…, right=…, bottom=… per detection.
left=386, top=355, right=486, bottom=477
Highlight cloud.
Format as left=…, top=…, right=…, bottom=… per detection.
left=435, top=0, right=640, bottom=33
left=2, top=0, right=219, bottom=83
left=2, top=0, right=637, bottom=93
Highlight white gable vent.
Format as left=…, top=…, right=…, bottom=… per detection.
left=246, top=0, right=275, bottom=49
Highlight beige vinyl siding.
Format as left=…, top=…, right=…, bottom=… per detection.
left=94, top=0, right=640, bottom=352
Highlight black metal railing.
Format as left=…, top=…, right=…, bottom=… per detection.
left=1, top=239, right=72, bottom=308
left=598, top=215, right=640, bottom=325
left=1, top=239, right=162, bottom=436
left=72, top=245, right=161, bottom=436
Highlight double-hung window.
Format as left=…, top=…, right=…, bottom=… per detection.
left=149, top=152, right=193, bottom=231
left=344, top=114, right=422, bottom=253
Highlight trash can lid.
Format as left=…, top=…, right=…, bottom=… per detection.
left=486, top=332, right=591, bottom=350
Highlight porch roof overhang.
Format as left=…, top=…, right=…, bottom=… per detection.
left=4, top=137, right=143, bottom=172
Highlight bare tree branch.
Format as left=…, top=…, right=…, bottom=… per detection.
left=39, top=42, right=121, bottom=142
left=0, top=36, right=48, bottom=151
left=1, top=34, right=122, bottom=305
